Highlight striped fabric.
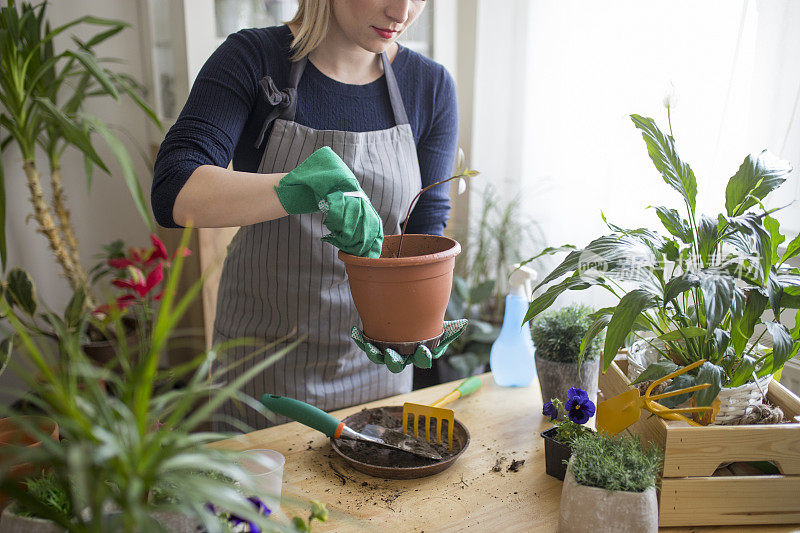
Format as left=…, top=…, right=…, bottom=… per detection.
left=213, top=53, right=420, bottom=431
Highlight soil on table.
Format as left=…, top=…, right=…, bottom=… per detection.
left=334, top=407, right=464, bottom=468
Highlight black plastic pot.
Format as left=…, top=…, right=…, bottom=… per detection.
left=540, top=427, right=572, bottom=481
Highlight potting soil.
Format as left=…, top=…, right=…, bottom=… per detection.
left=335, top=407, right=464, bottom=468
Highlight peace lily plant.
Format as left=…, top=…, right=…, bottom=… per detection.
left=522, top=112, right=800, bottom=409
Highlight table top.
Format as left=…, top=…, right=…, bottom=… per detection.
left=211, top=373, right=798, bottom=532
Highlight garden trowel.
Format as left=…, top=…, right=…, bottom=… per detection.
left=596, top=359, right=719, bottom=434
left=261, top=394, right=442, bottom=460
left=402, top=375, right=482, bottom=450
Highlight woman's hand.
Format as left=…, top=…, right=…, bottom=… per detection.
left=275, top=147, right=384, bottom=258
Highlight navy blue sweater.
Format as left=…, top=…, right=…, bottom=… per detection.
left=152, top=25, right=458, bottom=234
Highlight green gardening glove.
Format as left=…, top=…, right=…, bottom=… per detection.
left=274, top=147, right=383, bottom=258
left=350, top=320, right=469, bottom=373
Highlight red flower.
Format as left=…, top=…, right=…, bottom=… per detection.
left=148, top=234, right=168, bottom=263
left=112, top=263, right=164, bottom=298
left=108, top=257, right=135, bottom=269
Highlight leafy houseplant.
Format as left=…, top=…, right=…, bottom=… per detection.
left=0, top=229, right=318, bottom=532
left=0, top=0, right=160, bottom=302
left=532, top=304, right=603, bottom=405
left=558, top=432, right=662, bottom=533
left=540, top=387, right=595, bottom=480
left=523, top=111, right=800, bottom=421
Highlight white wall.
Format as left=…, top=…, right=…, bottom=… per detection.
left=1, top=1, right=152, bottom=400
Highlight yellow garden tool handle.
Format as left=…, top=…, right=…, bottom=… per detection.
left=645, top=399, right=703, bottom=427
left=431, top=376, right=482, bottom=408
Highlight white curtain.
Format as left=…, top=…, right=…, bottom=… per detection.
left=467, top=0, right=800, bottom=310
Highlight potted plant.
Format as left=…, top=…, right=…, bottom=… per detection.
left=532, top=304, right=603, bottom=405
left=0, top=230, right=318, bottom=531
left=0, top=0, right=160, bottom=299
left=540, top=387, right=595, bottom=480
left=0, top=416, right=59, bottom=509
left=558, top=431, right=662, bottom=533
left=339, top=154, right=477, bottom=354
left=522, top=110, right=799, bottom=423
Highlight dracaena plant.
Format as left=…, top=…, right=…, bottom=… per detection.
left=0, top=229, right=310, bottom=532
left=0, top=0, right=160, bottom=305
left=522, top=112, right=800, bottom=406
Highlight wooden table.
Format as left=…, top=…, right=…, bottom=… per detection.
left=212, top=373, right=798, bottom=532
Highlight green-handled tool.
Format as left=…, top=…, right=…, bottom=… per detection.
left=261, top=395, right=442, bottom=460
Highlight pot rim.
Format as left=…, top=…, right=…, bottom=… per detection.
left=338, top=234, right=460, bottom=268
left=0, top=415, right=59, bottom=445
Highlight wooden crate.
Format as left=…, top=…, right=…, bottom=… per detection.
left=598, top=356, right=800, bottom=527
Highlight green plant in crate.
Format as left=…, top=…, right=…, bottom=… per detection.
left=0, top=229, right=310, bottom=532
left=521, top=112, right=800, bottom=407
left=0, top=0, right=160, bottom=301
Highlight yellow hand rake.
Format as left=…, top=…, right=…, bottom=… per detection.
left=597, top=359, right=720, bottom=435
left=402, top=376, right=482, bottom=450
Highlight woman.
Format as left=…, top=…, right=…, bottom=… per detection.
left=152, top=0, right=458, bottom=429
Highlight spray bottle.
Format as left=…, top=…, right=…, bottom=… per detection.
left=489, top=264, right=537, bottom=387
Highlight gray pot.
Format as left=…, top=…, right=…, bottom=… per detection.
left=535, top=353, right=599, bottom=406
left=558, top=464, right=658, bottom=533
left=0, top=503, right=65, bottom=533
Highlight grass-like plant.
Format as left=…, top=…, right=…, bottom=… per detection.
left=0, top=0, right=160, bottom=301
left=0, top=229, right=309, bottom=532
left=522, top=109, right=799, bottom=406
left=569, top=432, right=662, bottom=493
left=14, top=472, right=72, bottom=518
left=531, top=304, right=602, bottom=363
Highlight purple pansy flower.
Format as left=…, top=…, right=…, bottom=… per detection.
left=216, top=496, right=271, bottom=533
left=542, top=400, right=558, bottom=421
left=565, top=387, right=595, bottom=424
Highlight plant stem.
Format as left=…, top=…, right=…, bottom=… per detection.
left=395, top=171, right=478, bottom=258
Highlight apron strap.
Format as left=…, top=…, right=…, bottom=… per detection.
left=254, top=49, right=408, bottom=149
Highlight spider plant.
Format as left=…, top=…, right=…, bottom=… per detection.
left=0, top=229, right=303, bottom=532
left=0, top=0, right=160, bottom=303
left=521, top=112, right=800, bottom=406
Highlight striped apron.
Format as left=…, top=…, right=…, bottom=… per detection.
left=213, top=52, right=420, bottom=430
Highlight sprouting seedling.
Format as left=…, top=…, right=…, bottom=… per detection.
left=395, top=148, right=479, bottom=258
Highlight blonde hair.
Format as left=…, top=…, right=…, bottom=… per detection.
left=286, top=0, right=330, bottom=61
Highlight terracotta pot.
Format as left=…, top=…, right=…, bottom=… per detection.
left=338, top=234, right=460, bottom=349
left=558, top=462, right=658, bottom=533
left=0, top=416, right=59, bottom=509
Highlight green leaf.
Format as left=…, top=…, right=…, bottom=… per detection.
left=694, top=362, right=723, bottom=406
left=6, top=267, right=36, bottom=315
left=780, top=232, right=800, bottom=264
left=0, top=157, right=5, bottom=271
left=728, top=355, right=757, bottom=388
left=524, top=274, right=596, bottom=324
left=453, top=275, right=469, bottom=302
left=64, top=287, right=86, bottom=328
left=720, top=213, right=772, bottom=283
left=630, top=114, right=697, bottom=214
left=34, top=98, right=109, bottom=172
left=579, top=312, right=611, bottom=366
left=654, top=206, right=693, bottom=244
left=664, top=272, right=700, bottom=303
left=602, top=289, right=658, bottom=371
left=725, top=151, right=792, bottom=217
left=659, top=374, right=696, bottom=409
left=764, top=321, right=793, bottom=371
left=464, top=320, right=500, bottom=344
left=0, top=336, right=12, bottom=377
left=631, top=359, right=679, bottom=385
left=64, top=50, right=119, bottom=99
left=764, top=216, right=784, bottom=266
left=699, top=271, right=744, bottom=336
left=85, top=116, right=154, bottom=231
left=697, top=215, right=719, bottom=265
left=657, top=326, right=705, bottom=342
left=469, top=279, right=495, bottom=304
left=731, top=289, right=768, bottom=355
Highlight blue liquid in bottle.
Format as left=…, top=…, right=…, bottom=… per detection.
left=490, top=292, right=536, bottom=387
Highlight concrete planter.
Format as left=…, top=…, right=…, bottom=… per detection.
left=0, top=504, right=64, bottom=533
left=535, top=354, right=599, bottom=405
left=558, top=465, right=658, bottom=533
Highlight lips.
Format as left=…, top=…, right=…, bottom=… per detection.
left=372, top=27, right=397, bottom=39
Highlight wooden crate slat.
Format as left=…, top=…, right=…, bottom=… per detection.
left=659, top=475, right=800, bottom=527
left=664, top=424, right=800, bottom=477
